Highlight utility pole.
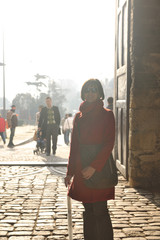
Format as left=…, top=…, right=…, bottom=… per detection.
left=0, top=60, right=5, bottom=117
left=3, top=33, right=6, bottom=118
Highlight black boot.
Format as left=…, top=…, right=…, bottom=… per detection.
left=83, top=212, right=97, bottom=240
left=95, top=212, right=113, bottom=240
left=83, top=201, right=113, bottom=240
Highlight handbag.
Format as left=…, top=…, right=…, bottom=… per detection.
left=80, top=144, right=118, bottom=189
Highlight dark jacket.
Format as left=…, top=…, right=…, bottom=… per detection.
left=7, top=111, right=18, bottom=128
left=11, top=113, right=18, bottom=128
left=38, top=106, right=61, bottom=132
left=106, top=103, right=113, bottom=111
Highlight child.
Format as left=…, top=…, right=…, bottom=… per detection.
left=33, top=129, right=46, bottom=154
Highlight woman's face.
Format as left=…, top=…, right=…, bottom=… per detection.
left=84, top=84, right=99, bottom=103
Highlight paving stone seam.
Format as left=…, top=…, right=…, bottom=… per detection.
left=30, top=174, right=49, bottom=236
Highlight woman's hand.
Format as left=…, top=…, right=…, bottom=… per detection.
left=64, top=175, right=72, bottom=187
left=81, top=166, right=96, bottom=179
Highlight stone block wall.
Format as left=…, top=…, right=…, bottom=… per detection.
left=129, top=0, right=160, bottom=191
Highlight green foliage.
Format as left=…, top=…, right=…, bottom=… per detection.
left=18, top=119, right=24, bottom=126
left=48, top=80, right=66, bottom=116
left=0, top=97, right=11, bottom=109
left=12, top=79, right=66, bottom=124
left=12, top=93, right=37, bottom=124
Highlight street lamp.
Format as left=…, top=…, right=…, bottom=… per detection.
left=0, top=62, right=5, bottom=118
left=0, top=62, right=6, bottom=117
left=0, top=34, right=6, bottom=118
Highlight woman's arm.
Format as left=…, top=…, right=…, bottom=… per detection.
left=66, top=113, right=80, bottom=177
left=90, top=110, right=115, bottom=172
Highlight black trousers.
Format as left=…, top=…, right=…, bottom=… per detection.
left=0, top=132, right=6, bottom=144
left=45, top=124, right=58, bottom=154
left=8, top=127, right=15, bottom=145
left=83, top=201, right=113, bottom=240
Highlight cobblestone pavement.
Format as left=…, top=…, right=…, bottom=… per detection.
left=0, top=126, right=160, bottom=239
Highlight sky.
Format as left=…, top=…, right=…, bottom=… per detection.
left=0, top=0, right=115, bottom=102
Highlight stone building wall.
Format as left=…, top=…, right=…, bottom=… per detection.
left=129, top=0, right=160, bottom=191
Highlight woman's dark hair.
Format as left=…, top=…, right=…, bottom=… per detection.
left=81, top=78, right=105, bottom=101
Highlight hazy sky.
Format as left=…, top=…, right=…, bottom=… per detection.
left=0, top=0, right=115, bottom=102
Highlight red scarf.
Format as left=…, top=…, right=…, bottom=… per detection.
left=79, top=99, right=104, bottom=119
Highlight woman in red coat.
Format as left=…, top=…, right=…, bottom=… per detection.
left=0, top=114, right=6, bottom=144
left=65, top=79, right=115, bottom=240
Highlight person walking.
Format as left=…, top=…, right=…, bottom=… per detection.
left=65, top=79, right=115, bottom=240
left=63, top=113, right=73, bottom=145
left=61, top=113, right=69, bottom=143
left=35, top=105, right=43, bottom=125
left=106, top=97, right=113, bottom=111
left=61, top=113, right=68, bottom=134
left=38, top=96, right=61, bottom=156
left=7, top=105, right=18, bottom=148
left=0, top=114, right=6, bottom=145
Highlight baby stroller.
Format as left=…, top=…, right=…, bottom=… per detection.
left=33, top=129, right=46, bottom=155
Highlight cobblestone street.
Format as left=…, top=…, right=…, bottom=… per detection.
left=0, top=126, right=160, bottom=239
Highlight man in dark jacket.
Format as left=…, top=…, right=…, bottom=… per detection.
left=38, top=97, right=61, bottom=156
left=7, top=105, right=18, bottom=148
left=106, top=97, right=113, bottom=111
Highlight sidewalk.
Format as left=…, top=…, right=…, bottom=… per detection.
left=0, top=125, right=160, bottom=239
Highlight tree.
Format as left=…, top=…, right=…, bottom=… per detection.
left=12, top=93, right=37, bottom=124
left=48, top=80, right=66, bottom=117
left=53, top=79, right=81, bottom=116
left=103, top=78, right=114, bottom=106
left=36, top=92, right=48, bottom=107
left=0, top=97, right=11, bottom=109
left=12, top=78, right=67, bottom=124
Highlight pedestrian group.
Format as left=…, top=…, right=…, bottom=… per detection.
left=0, top=78, right=115, bottom=240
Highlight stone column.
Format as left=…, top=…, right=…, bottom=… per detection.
left=129, top=0, right=160, bottom=190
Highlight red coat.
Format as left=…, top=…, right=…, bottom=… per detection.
left=0, top=117, right=5, bottom=132
left=67, top=100, right=115, bottom=203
